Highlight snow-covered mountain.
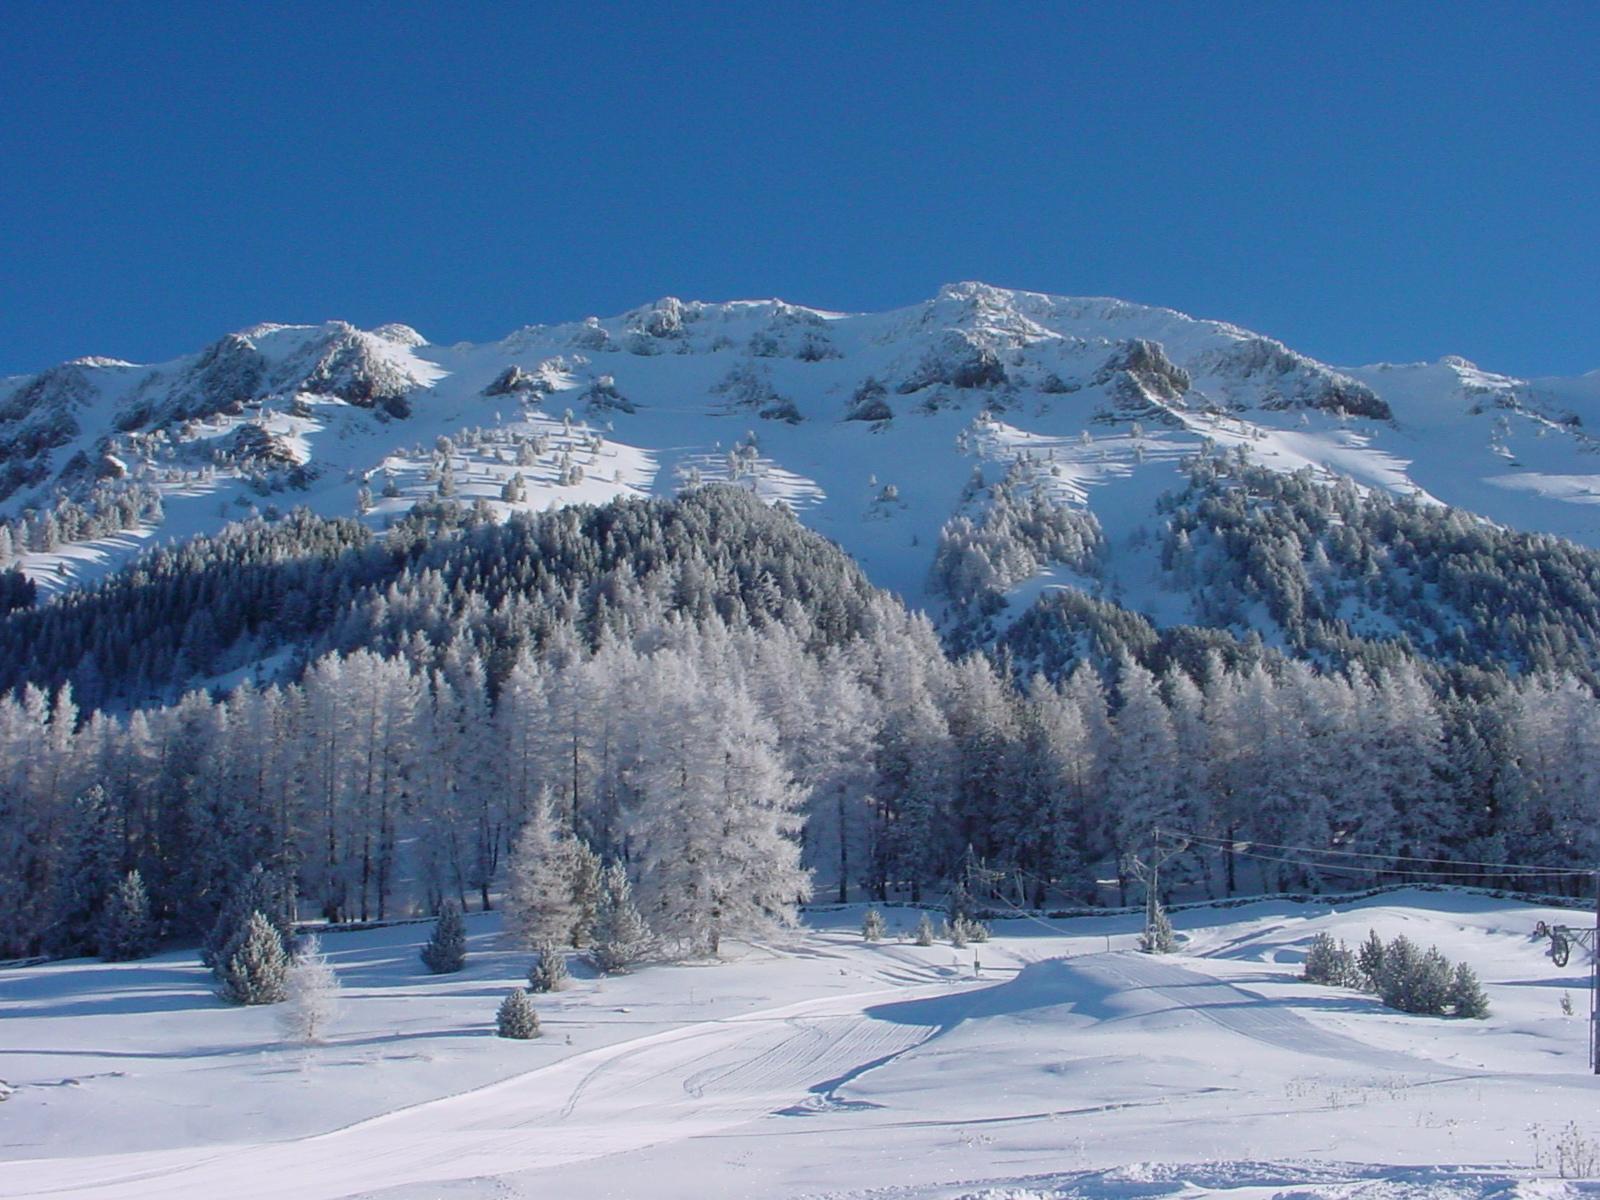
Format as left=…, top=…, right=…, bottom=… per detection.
left=4, top=281, right=1598, bottom=622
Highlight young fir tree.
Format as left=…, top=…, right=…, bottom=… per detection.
left=1448, top=960, right=1491, bottom=1018
left=277, top=935, right=340, bottom=1044
left=202, top=865, right=295, bottom=974
left=589, top=863, right=650, bottom=974
left=528, top=939, right=570, bottom=992
left=862, top=907, right=886, bottom=942
left=1356, top=929, right=1386, bottom=992
left=1412, top=946, right=1455, bottom=1015
left=419, top=900, right=467, bottom=974
left=914, top=911, right=935, bottom=947
left=1376, top=934, right=1419, bottom=1012
left=1139, top=896, right=1175, bottom=955
left=496, top=987, right=541, bottom=1039
left=99, top=870, right=156, bottom=962
left=1303, top=932, right=1355, bottom=986
left=217, top=911, right=290, bottom=1005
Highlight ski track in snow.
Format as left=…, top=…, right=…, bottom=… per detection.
left=0, top=951, right=1528, bottom=1200
left=0, top=982, right=952, bottom=1200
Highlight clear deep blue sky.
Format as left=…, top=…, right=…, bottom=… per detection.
left=2, top=3, right=1596, bottom=378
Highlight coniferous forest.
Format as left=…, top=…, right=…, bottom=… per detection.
left=5, top=470, right=1600, bottom=962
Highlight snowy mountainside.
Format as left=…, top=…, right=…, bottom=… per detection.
left=4, top=281, right=1599, bottom=638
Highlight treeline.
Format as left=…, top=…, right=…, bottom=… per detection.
left=5, top=493, right=1600, bottom=959
left=8, top=485, right=1600, bottom=961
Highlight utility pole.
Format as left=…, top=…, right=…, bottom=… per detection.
left=1592, top=869, right=1598, bottom=1075
left=1127, top=826, right=1187, bottom=953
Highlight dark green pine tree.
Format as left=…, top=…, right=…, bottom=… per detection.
left=419, top=900, right=467, bottom=974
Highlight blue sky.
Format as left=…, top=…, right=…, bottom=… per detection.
left=1, top=3, right=1595, bottom=378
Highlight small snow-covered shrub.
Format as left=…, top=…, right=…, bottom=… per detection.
left=1448, top=962, right=1491, bottom=1020
left=1139, top=901, right=1175, bottom=955
left=914, top=912, right=935, bottom=947
left=862, top=907, right=886, bottom=942
left=1302, top=932, right=1357, bottom=987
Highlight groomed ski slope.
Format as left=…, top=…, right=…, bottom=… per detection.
left=4, top=894, right=1600, bottom=1199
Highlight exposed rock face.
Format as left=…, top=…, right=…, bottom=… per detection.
left=1088, top=340, right=1191, bottom=425
left=1201, top=337, right=1390, bottom=420
left=483, top=365, right=546, bottom=398
left=897, top=332, right=1009, bottom=394
left=844, top=377, right=894, bottom=422
left=712, top=364, right=802, bottom=422
left=295, top=323, right=418, bottom=418
left=231, top=423, right=300, bottom=467
left=0, top=363, right=95, bottom=500
left=583, top=375, right=636, bottom=413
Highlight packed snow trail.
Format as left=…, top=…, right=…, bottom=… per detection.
left=0, top=981, right=958, bottom=1200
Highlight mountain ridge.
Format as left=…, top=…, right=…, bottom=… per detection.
left=4, top=281, right=1599, bottom=638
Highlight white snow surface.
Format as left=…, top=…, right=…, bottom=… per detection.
left=6, top=283, right=1600, bottom=614
left=4, top=892, right=1600, bottom=1198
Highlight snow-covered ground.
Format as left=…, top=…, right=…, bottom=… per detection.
left=5, top=892, right=1600, bottom=1198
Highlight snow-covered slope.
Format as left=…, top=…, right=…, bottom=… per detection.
left=3, top=893, right=1597, bottom=1199
left=4, top=282, right=1598, bottom=619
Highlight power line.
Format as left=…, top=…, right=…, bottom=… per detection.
left=1177, top=840, right=1584, bottom=882
left=1164, top=827, right=1595, bottom=878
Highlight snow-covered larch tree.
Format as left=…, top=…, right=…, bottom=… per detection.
left=505, top=787, right=580, bottom=948
left=631, top=657, right=810, bottom=956
left=278, top=934, right=340, bottom=1044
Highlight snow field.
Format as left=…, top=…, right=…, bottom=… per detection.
left=4, top=892, right=1600, bottom=1198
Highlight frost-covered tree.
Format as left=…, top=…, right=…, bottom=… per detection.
left=496, top=987, right=540, bottom=1039
left=569, top=841, right=602, bottom=948
left=862, top=907, right=886, bottom=942
left=1356, top=928, right=1386, bottom=992
left=278, top=934, right=340, bottom=1044
left=1448, top=961, right=1491, bottom=1019
left=527, top=939, right=570, bottom=992
left=589, top=862, right=649, bottom=974
left=914, top=911, right=935, bottom=946
left=49, top=785, right=121, bottom=957
left=99, top=870, right=155, bottom=961
left=203, top=864, right=295, bottom=975
left=419, top=899, right=467, bottom=974
left=505, top=788, right=580, bottom=948
left=1303, top=932, right=1356, bottom=987
left=1138, top=895, right=1175, bottom=955
left=631, top=659, right=810, bottom=956
left=217, top=910, right=289, bottom=1005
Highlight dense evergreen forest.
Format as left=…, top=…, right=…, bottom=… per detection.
left=4, top=477, right=1600, bottom=961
